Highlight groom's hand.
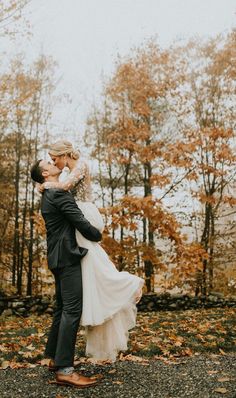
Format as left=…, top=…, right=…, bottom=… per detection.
left=53, top=190, right=102, bottom=242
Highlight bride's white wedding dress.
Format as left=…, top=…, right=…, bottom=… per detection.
left=46, top=159, right=144, bottom=361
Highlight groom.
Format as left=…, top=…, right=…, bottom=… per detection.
left=31, top=159, right=102, bottom=388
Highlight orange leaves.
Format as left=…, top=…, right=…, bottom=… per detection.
left=214, top=387, right=228, bottom=394
left=164, top=241, right=207, bottom=289
left=206, top=128, right=234, bottom=141
left=139, top=244, right=164, bottom=269
left=138, top=142, right=164, bottom=163
left=150, top=174, right=171, bottom=187
left=1, top=308, right=235, bottom=369
left=186, top=170, right=198, bottom=181
left=0, top=315, right=50, bottom=369
left=198, top=192, right=217, bottom=205
left=114, top=195, right=181, bottom=240
left=129, top=307, right=236, bottom=360
left=32, top=212, right=46, bottom=235
left=168, top=334, right=185, bottom=347
left=223, top=196, right=236, bottom=206
left=167, top=128, right=236, bottom=179
left=216, top=146, right=235, bottom=163
left=108, top=61, right=158, bottom=118
left=118, top=353, right=149, bottom=365
left=165, top=142, right=194, bottom=168
left=102, top=193, right=208, bottom=287
left=86, top=35, right=236, bottom=297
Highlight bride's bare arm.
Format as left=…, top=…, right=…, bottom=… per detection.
left=41, top=163, right=87, bottom=191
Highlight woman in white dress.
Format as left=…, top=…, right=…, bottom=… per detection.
left=41, top=140, right=144, bottom=362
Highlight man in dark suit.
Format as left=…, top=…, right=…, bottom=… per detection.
left=31, top=159, right=102, bottom=388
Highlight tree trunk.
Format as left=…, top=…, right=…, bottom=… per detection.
left=143, top=159, right=154, bottom=292
left=12, top=131, right=21, bottom=289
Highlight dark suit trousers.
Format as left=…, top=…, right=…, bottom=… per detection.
left=45, top=264, right=83, bottom=367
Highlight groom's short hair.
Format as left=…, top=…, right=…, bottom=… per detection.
left=31, top=160, right=44, bottom=184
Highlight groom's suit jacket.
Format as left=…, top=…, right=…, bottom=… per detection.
left=41, top=189, right=102, bottom=270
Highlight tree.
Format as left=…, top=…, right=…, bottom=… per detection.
left=0, top=54, right=56, bottom=295
left=168, top=33, right=236, bottom=295
left=85, top=41, right=204, bottom=292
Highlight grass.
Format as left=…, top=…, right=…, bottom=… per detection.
left=0, top=307, right=235, bottom=367
left=129, top=308, right=236, bottom=358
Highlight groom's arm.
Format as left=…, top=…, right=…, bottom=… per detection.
left=53, top=190, right=102, bottom=242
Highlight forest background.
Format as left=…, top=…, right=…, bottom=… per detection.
left=0, top=0, right=235, bottom=299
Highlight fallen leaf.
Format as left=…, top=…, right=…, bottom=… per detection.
left=119, top=354, right=149, bottom=364
left=26, top=344, right=35, bottom=351
left=214, top=387, right=228, bottom=394
left=37, top=333, right=45, bottom=338
left=22, top=351, right=34, bottom=358
left=90, top=374, right=103, bottom=380
left=26, top=373, right=38, bottom=377
left=182, top=348, right=193, bottom=356
left=217, top=377, right=230, bottom=382
left=207, top=370, right=218, bottom=375
left=40, top=358, right=50, bottom=366
left=113, top=381, right=123, bottom=385
left=108, top=369, right=117, bottom=374
left=10, top=362, right=26, bottom=369
left=210, top=354, right=220, bottom=359
left=219, top=349, right=227, bottom=355
left=0, top=361, right=10, bottom=369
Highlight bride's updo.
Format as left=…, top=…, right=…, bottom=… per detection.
left=49, top=140, right=80, bottom=160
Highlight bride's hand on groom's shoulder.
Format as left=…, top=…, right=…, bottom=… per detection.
left=36, top=182, right=45, bottom=193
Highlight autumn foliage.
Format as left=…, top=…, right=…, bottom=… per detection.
left=0, top=5, right=235, bottom=297
left=1, top=308, right=235, bottom=368
left=86, top=33, right=236, bottom=295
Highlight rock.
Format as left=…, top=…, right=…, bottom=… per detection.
left=209, top=291, right=224, bottom=298
left=45, top=308, right=53, bottom=314
left=29, top=305, right=40, bottom=312
left=41, top=297, right=51, bottom=304
left=172, top=294, right=183, bottom=300
left=1, top=308, right=13, bottom=317
left=208, top=295, right=219, bottom=302
left=12, top=301, right=24, bottom=308
left=147, top=302, right=155, bottom=310
left=16, top=307, right=27, bottom=314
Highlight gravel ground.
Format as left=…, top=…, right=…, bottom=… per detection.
left=0, top=354, right=235, bottom=398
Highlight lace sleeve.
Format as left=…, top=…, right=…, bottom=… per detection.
left=44, top=162, right=87, bottom=191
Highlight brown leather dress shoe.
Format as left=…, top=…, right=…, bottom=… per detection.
left=56, top=372, right=99, bottom=388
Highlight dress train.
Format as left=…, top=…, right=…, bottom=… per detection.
left=75, top=201, right=144, bottom=361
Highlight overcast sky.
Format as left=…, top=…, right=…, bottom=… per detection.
left=5, top=0, right=236, bottom=136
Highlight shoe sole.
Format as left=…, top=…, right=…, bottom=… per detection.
left=53, top=380, right=98, bottom=388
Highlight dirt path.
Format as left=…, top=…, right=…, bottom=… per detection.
left=0, top=354, right=235, bottom=398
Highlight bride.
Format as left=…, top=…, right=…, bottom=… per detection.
left=40, top=140, right=144, bottom=361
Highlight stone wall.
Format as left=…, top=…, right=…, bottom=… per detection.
left=0, top=296, right=53, bottom=317
left=137, top=292, right=236, bottom=312
left=0, top=293, right=235, bottom=317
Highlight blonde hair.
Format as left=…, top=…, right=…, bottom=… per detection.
left=49, top=140, right=80, bottom=160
